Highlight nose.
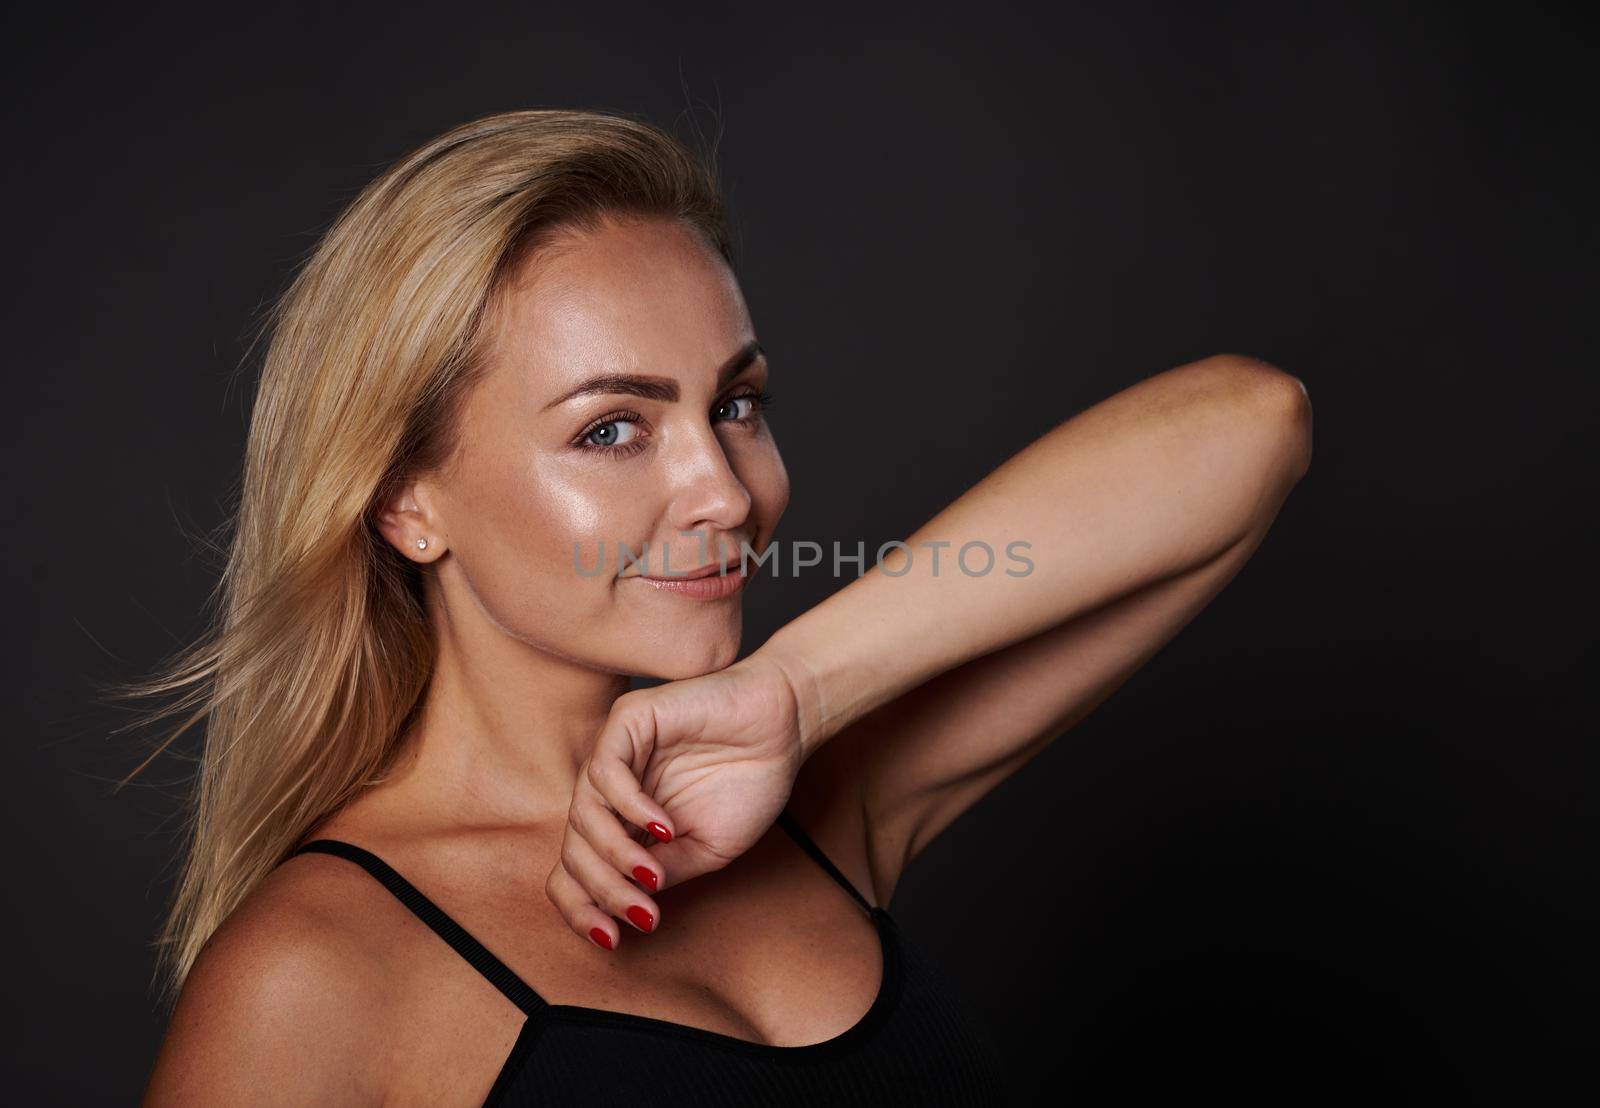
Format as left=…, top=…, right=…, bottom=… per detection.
left=665, top=421, right=753, bottom=544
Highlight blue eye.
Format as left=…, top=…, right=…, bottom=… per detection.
left=715, top=396, right=753, bottom=422
left=583, top=418, right=641, bottom=449
left=716, top=389, right=776, bottom=423
left=573, top=389, right=774, bottom=457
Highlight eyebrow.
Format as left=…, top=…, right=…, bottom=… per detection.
left=540, top=340, right=766, bottom=412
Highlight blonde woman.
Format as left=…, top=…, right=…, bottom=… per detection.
left=133, top=107, right=1312, bottom=1106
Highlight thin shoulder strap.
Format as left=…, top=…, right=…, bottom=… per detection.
left=291, top=839, right=547, bottom=1016
left=774, top=808, right=876, bottom=914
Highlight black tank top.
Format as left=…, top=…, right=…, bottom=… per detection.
left=289, top=808, right=1010, bottom=1105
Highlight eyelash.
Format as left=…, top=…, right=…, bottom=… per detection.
left=572, top=389, right=776, bottom=456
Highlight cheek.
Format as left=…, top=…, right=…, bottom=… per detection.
left=744, top=443, right=791, bottom=533
left=514, top=456, right=660, bottom=581
left=449, top=449, right=654, bottom=631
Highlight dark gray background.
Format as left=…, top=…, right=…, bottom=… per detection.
left=7, top=1, right=1594, bottom=1103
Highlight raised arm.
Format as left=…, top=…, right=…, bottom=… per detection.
left=544, top=353, right=1311, bottom=942
left=757, top=353, right=1313, bottom=897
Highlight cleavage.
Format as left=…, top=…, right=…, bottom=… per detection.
left=522, top=823, right=885, bottom=1047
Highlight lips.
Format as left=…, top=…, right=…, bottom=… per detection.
left=633, top=562, right=750, bottom=600
left=640, top=560, right=737, bottom=581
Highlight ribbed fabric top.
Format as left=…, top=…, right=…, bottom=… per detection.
left=289, top=809, right=1010, bottom=1105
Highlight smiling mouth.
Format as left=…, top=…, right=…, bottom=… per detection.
left=631, top=562, right=750, bottom=599
left=639, top=560, right=738, bottom=581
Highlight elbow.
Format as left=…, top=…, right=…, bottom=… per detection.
left=1254, top=362, right=1314, bottom=485
left=1201, top=353, right=1314, bottom=484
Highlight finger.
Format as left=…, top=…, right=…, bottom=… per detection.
left=617, top=817, right=659, bottom=850
left=569, top=785, right=667, bottom=895
left=641, top=834, right=733, bottom=888
left=545, top=859, right=621, bottom=951
left=585, top=703, right=676, bottom=845
left=562, top=816, right=661, bottom=934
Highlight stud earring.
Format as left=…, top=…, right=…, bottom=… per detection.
left=416, top=538, right=428, bottom=550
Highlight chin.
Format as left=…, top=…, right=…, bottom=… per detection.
left=636, top=633, right=741, bottom=680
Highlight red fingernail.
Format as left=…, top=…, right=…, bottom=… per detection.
left=589, top=927, right=614, bottom=950
left=626, top=905, right=655, bottom=932
left=646, top=821, right=672, bottom=843
left=632, top=865, right=659, bottom=892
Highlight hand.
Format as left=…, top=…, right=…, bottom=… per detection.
left=544, top=651, right=808, bottom=950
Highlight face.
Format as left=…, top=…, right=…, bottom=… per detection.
left=408, top=215, right=789, bottom=679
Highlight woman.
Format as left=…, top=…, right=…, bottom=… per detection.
left=135, top=107, right=1312, bottom=1105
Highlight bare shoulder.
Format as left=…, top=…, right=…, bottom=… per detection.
left=142, top=852, right=401, bottom=1106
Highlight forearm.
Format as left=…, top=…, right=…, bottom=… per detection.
left=759, top=353, right=1313, bottom=758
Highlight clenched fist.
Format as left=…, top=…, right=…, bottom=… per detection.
left=543, top=651, right=809, bottom=949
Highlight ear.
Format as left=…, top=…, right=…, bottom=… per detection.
left=372, top=478, right=446, bottom=562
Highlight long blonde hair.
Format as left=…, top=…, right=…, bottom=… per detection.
left=107, top=107, right=734, bottom=1012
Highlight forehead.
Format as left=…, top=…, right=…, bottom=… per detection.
left=488, top=216, right=751, bottom=396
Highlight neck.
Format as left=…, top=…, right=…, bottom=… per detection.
left=376, top=585, right=632, bottom=831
